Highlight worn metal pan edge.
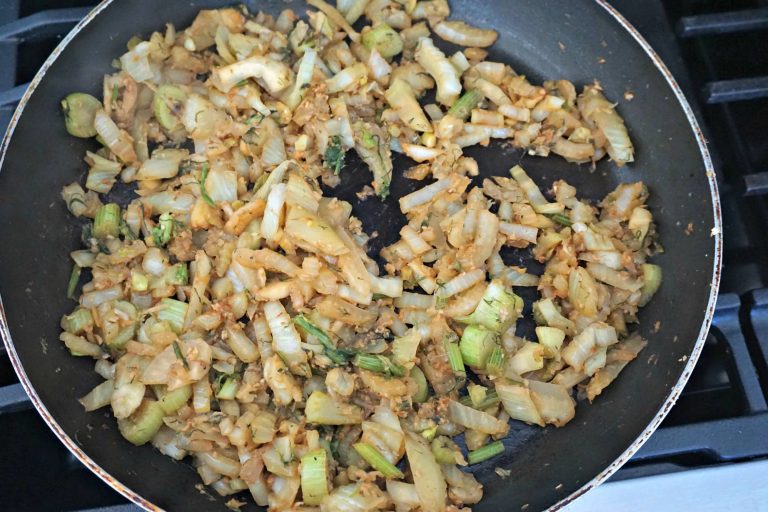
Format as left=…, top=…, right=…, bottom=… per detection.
left=549, top=1, right=722, bottom=509
left=0, top=1, right=722, bottom=511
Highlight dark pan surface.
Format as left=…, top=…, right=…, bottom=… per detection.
left=0, top=1, right=720, bottom=511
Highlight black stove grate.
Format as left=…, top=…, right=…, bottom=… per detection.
left=1, top=0, right=768, bottom=510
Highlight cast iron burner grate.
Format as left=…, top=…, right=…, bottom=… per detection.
left=1, top=0, right=768, bottom=510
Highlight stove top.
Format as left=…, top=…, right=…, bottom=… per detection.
left=1, top=0, right=767, bottom=510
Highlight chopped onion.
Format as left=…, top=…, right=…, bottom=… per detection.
left=447, top=400, right=508, bottom=435
left=402, top=143, right=443, bottom=162
left=326, top=62, right=367, bottom=94
left=578, top=85, right=634, bottom=165
left=135, top=150, right=186, bottom=180
left=80, top=285, right=123, bottom=308
left=433, top=20, right=498, bottom=48
left=111, top=382, right=146, bottom=419
left=385, top=79, right=431, bottom=132
left=528, top=380, right=575, bottom=427
left=415, top=38, right=462, bottom=106
left=404, top=432, right=447, bottom=512
left=499, top=222, right=538, bottom=244
left=496, top=380, right=544, bottom=427
left=367, top=48, right=392, bottom=83
left=587, top=263, right=643, bottom=291
left=400, top=175, right=468, bottom=213
left=93, top=110, right=137, bottom=164
left=437, top=269, right=485, bottom=300
left=212, top=55, right=293, bottom=95
left=120, top=41, right=155, bottom=82
left=283, top=47, right=317, bottom=110
left=79, top=379, right=115, bottom=411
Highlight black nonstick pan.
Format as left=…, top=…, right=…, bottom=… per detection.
left=0, top=1, right=721, bottom=511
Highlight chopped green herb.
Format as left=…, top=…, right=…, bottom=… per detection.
left=459, top=389, right=500, bottom=410
left=81, top=223, right=93, bottom=245
left=294, top=315, right=352, bottom=365
left=199, top=164, right=215, bottom=206
left=251, top=173, right=269, bottom=195
left=547, top=213, right=573, bottom=227
left=448, top=90, right=483, bottom=120
left=468, top=440, right=505, bottom=464
left=362, top=129, right=377, bottom=149
left=120, top=219, right=137, bottom=240
left=353, top=353, right=405, bottom=377
left=167, top=263, right=188, bottom=286
left=151, top=213, right=174, bottom=246
left=172, top=340, right=190, bottom=370
left=324, top=135, right=345, bottom=175
left=67, top=264, right=81, bottom=299
left=246, top=113, right=264, bottom=125
left=215, top=375, right=239, bottom=400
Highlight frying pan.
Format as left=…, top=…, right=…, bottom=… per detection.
left=0, top=0, right=721, bottom=510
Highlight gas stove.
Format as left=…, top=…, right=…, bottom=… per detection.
left=0, top=1, right=767, bottom=510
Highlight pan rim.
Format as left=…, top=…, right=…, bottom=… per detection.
left=0, top=1, right=722, bottom=511
left=0, top=3, right=163, bottom=510
left=548, top=1, right=722, bottom=509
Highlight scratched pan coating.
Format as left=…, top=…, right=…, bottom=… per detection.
left=0, top=1, right=721, bottom=511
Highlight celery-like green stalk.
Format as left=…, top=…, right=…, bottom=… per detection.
left=486, top=346, right=505, bottom=376
left=444, top=337, right=466, bottom=379
left=158, top=298, right=188, bottom=333
left=353, top=353, right=405, bottom=377
left=353, top=442, right=404, bottom=478
left=61, top=92, right=101, bottom=138
left=448, top=90, right=482, bottom=120
left=468, top=440, right=505, bottom=464
left=409, top=365, right=429, bottom=403
left=118, top=399, right=165, bottom=446
left=459, top=325, right=496, bottom=369
left=457, top=281, right=523, bottom=333
left=294, top=314, right=351, bottom=365
left=155, top=384, right=192, bottom=414
left=60, top=307, right=93, bottom=334
left=467, top=383, right=487, bottom=407
left=93, top=203, right=121, bottom=239
left=301, top=449, right=329, bottom=505
left=361, top=23, right=403, bottom=59
left=431, top=436, right=466, bottom=466
left=547, top=213, right=573, bottom=227
left=153, top=85, right=187, bottom=131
